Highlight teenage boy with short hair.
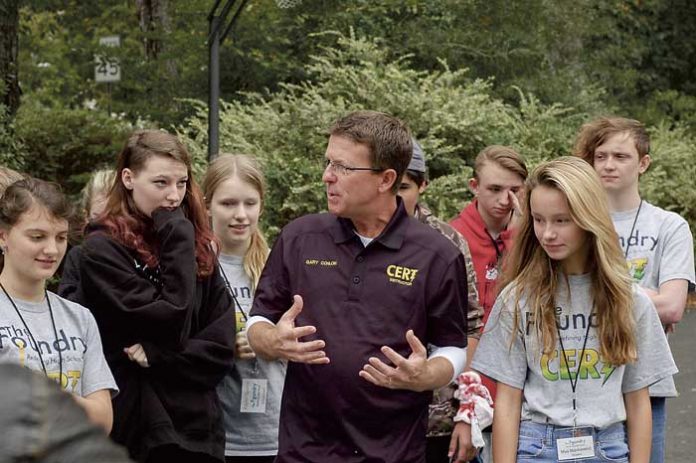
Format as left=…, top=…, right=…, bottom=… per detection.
left=574, top=116, right=695, bottom=463
left=449, top=145, right=528, bottom=462
left=399, top=139, right=484, bottom=463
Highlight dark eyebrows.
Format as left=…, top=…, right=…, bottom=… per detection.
left=596, top=148, right=631, bottom=157
left=25, top=228, right=70, bottom=235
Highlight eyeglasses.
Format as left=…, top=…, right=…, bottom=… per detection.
left=323, top=159, right=384, bottom=176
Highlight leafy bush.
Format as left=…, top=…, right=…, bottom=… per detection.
left=0, top=104, right=27, bottom=170
left=180, top=32, right=696, bottom=245
left=181, top=33, right=608, bottom=239
left=15, top=100, right=138, bottom=196
left=641, top=123, right=696, bottom=230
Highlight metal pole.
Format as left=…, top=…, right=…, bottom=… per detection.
left=208, top=15, right=220, bottom=162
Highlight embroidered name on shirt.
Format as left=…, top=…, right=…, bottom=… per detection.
left=305, top=259, right=338, bottom=267
left=386, top=264, right=419, bottom=286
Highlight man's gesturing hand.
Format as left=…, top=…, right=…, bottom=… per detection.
left=359, top=329, right=430, bottom=392
left=271, top=295, right=330, bottom=364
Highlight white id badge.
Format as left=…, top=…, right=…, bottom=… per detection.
left=556, top=434, right=595, bottom=461
left=240, top=378, right=268, bottom=413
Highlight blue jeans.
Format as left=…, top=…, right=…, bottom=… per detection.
left=516, top=421, right=628, bottom=462
left=650, top=397, right=666, bottom=463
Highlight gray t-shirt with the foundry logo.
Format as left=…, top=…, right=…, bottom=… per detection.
left=612, top=201, right=694, bottom=397
left=0, top=291, right=117, bottom=397
left=216, top=254, right=287, bottom=457
left=472, top=275, right=677, bottom=428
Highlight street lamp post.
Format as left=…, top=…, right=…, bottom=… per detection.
left=207, top=0, right=249, bottom=162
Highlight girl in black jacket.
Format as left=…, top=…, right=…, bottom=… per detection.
left=60, top=130, right=236, bottom=463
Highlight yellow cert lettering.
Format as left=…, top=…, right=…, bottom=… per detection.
left=541, top=349, right=559, bottom=381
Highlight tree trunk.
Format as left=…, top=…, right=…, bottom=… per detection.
left=0, top=0, right=20, bottom=117
left=135, top=0, right=178, bottom=78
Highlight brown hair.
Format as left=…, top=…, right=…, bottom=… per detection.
left=202, top=154, right=269, bottom=289
left=0, top=177, right=74, bottom=271
left=329, top=110, right=412, bottom=193
left=573, top=116, right=650, bottom=165
left=500, top=157, right=636, bottom=365
left=100, top=130, right=216, bottom=279
left=473, top=145, right=528, bottom=180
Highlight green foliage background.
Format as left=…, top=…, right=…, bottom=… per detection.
left=3, top=0, right=696, bottom=244
left=178, top=33, right=696, bottom=242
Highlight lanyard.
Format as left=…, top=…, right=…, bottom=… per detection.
left=0, top=283, right=63, bottom=382
left=485, top=230, right=504, bottom=260
left=218, top=259, right=260, bottom=374
left=218, top=261, right=248, bottom=321
left=555, top=307, right=594, bottom=427
left=623, top=200, right=643, bottom=259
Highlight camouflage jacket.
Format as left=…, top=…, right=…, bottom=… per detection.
left=415, top=203, right=484, bottom=437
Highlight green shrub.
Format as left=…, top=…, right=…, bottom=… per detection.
left=15, top=100, right=138, bottom=196
left=181, top=33, right=605, bottom=238
left=0, top=104, right=27, bottom=170
left=179, top=32, right=695, bottom=246
left=642, top=122, right=696, bottom=232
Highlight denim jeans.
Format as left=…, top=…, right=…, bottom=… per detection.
left=516, top=421, right=628, bottom=462
left=0, top=363, right=131, bottom=463
left=650, top=397, right=666, bottom=463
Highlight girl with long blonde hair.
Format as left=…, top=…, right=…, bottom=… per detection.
left=202, top=154, right=284, bottom=463
left=471, top=157, right=676, bottom=463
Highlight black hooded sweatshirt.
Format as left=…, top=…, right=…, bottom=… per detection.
left=59, top=208, right=236, bottom=462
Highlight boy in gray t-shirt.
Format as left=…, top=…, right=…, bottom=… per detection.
left=574, top=116, right=695, bottom=462
left=612, top=201, right=694, bottom=398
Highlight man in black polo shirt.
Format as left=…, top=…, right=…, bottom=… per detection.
left=247, top=111, right=468, bottom=463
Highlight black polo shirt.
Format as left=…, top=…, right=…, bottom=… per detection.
left=251, top=199, right=468, bottom=463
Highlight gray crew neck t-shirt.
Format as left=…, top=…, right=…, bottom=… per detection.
left=216, top=253, right=287, bottom=457
left=472, top=274, right=677, bottom=428
left=0, top=291, right=117, bottom=397
left=612, top=200, right=695, bottom=397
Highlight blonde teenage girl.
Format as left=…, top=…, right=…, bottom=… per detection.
left=203, top=154, right=285, bottom=463
left=471, top=157, right=676, bottom=463
left=59, top=169, right=115, bottom=300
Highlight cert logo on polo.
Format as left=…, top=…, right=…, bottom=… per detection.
left=386, top=264, right=419, bottom=286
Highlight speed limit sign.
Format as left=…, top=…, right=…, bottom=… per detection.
left=95, top=56, right=121, bottom=82
left=95, top=36, right=121, bottom=83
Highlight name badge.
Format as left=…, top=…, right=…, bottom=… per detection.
left=240, top=378, right=268, bottom=413
left=556, top=433, right=595, bottom=461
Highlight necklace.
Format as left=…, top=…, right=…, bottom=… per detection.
left=0, top=282, right=63, bottom=383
